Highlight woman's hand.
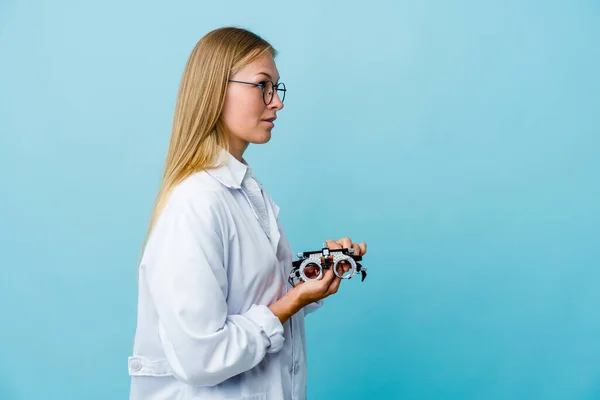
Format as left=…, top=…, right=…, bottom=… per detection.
left=325, top=237, right=367, bottom=276
left=289, top=265, right=341, bottom=306
left=268, top=237, right=367, bottom=324
left=292, top=237, right=368, bottom=303
left=325, top=237, right=367, bottom=256
left=269, top=267, right=340, bottom=324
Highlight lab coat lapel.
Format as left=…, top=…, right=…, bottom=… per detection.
left=265, top=196, right=281, bottom=253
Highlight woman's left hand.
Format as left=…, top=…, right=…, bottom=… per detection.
left=324, top=237, right=367, bottom=275
left=325, top=237, right=367, bottom=256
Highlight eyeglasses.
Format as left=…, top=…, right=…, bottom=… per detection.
left=227, top=79, right=286, bottom=105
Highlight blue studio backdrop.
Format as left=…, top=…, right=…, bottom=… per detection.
left=1, top=0, right=599, bottom=399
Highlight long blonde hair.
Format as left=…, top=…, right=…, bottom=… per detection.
left=141, top=27, right=276, bottom=256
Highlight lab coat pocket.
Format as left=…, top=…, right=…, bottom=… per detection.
left=128, top=355, right=173, bottom=377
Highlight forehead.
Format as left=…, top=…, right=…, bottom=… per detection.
left=236, top=54, right=280, bottom=80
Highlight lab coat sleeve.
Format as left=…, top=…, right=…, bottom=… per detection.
left=141, top=188, right=285, bottom=387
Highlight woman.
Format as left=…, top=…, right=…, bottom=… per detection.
left=128, top=27, right=367, bottom=400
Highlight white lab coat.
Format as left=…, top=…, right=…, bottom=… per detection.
left=128, top=149, right=321, bottom=400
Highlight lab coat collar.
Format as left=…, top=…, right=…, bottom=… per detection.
left=207, top=147, right=282, bottom=250
left=206, top=148, right=249, bottom=190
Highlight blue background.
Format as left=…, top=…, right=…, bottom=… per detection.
left=1, top=0, right=599, bottom=399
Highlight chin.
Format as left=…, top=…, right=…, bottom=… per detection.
left=250, top=132, right=272, bottom=144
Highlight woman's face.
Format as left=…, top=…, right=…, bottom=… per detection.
left=221, top=53, right=284, bottom=159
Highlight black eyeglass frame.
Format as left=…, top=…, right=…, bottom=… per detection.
left=227, top=79, right=286, bottom=105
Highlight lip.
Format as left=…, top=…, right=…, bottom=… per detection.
left=261, top=117, right=276, bottom=127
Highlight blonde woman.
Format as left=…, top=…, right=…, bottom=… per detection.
left=128, top=27, right=367, bottom=400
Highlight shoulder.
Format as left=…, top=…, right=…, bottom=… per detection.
left=169, top=171, right=225, bottom=203
left=142, top=172, right=230, bottom=265
left=158, top=171, right=231, bottom=230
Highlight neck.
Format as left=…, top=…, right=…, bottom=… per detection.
left=228, top=139, right=249, bottom=162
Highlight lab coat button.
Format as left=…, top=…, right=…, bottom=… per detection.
left=131, top=361, right=142, bottom=372
left=294, top=363, right=300, bottom=374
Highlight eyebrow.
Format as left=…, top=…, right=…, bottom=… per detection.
left=254, top=72, right=280, bottom=82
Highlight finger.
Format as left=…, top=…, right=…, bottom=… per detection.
left=320, top=266, right=336, bottom=287
left=352, top=243, right=361, bottom=256
left=358, top=242, right=367, bottom=255
left=305, top=265, right=320, bottom=280
left=326, top=275, right=342, bottom=295
left=342, top=261, right=350, bottom=272
left=321, top=265, right=334, bottom=279
left=325, top=239, right=342, bottom=249
left=334, top=261, right=345, bottom=277
left=337, top=237, right=352, bottom=249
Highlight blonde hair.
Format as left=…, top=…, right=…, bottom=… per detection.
left=141, top=27, right=276, bottom=256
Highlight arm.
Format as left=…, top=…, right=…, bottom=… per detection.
left=142, top=191, right=284, bottom=387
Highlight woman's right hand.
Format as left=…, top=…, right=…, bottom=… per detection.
left=288, top=263, right=341, bottom=307
left=268, top=265, right=341, bottom=324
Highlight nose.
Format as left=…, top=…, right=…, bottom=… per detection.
left=268, top=90, right=284, bottom=111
